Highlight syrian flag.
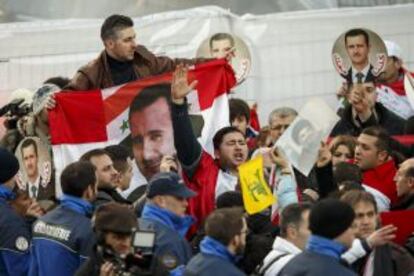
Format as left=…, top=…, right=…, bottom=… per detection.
left=376, top=70, right=414, bottom=120
left=49, top=59, right=236, bottom=196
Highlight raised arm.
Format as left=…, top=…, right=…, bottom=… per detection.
left=171, top=65, right=202, bottom=178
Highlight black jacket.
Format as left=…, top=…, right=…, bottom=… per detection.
left=94, top=187, right=130, bottom=209
left=352, top=243, right=414, bottom=276
left=331, top=103, right=405, bottom=137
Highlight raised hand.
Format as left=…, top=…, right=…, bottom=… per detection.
left=367, top=224, right=397, bottom=248
left=171, top=64, right=198, bottom=105
left=316, top=142, right=332, bottom=168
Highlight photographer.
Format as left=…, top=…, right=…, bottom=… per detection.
left=76, top=202, right=163, bottom=276
left=0, top=88, right=33, bottom=152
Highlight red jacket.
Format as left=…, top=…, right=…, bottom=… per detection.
left=183, top=151, right=220, bottom=232
left=362, top=159, right=398, bottom=206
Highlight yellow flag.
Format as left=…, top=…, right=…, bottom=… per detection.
left=238, top=155, right=275, bottom=215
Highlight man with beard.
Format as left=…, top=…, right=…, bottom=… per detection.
left=67, top=14, right=207, bottom=91
left=170, top=65, right=249, bottom=230
left=183, top=207, right=247, bottom=276
left=80, top=149, right=130, bottom=208
left=353, top=126, right=398, bottom=211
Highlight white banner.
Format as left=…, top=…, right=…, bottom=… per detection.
left=1, top=4, right=414, bottom=135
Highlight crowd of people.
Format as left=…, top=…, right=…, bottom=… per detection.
left=1, top=13, right=414, bottom=276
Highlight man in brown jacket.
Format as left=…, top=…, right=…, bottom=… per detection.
left=67, top=14, right=207, bottom=91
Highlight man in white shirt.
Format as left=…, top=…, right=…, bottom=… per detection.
left=260, top=203, right=311, bottom=276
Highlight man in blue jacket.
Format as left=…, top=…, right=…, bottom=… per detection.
left=139, top=171, right=196, bottom=272
left=0, top=147, right=43, bottom=276
left=280, top=198, right=357, bottom=276
left=29, top=161, right=98, bottom=276
left=184, top=207, right=247, bottom=276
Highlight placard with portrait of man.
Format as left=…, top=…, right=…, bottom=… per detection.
left=196, top=32, right=251, bottom=84
left=15, top=137, right=55, bottom=201
left=276, top=99, right=339, bottom=176
left=332, top=28, right=387, bottom=84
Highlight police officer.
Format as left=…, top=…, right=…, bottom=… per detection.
left=184, top=207, right=247, bottom=276
left=0, top=147, right=43, bottom=276
left=29, top=161, right=97, bottom=276
left=140, top=172, right=196, bottom=272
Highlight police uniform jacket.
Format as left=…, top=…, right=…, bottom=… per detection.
left=0, top=186, right=31, bottom=276
left=29, top=195, right=95, bottom=276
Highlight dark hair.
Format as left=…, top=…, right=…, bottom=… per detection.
left=212, top=126, right=245, bottom=150
left=330, top=135, right=356, bottom=158
left=20, top=138, right=38, bottom=157
left=80, top=148, right=109, bottom=162
left=101, top=14, right=134, bottom=41
left=279, top=203, right=311, bottom=238
left=104, top=144, right=132, bottom=173
left=361, top=126, right=391, bottom=154
left=209, top=33, right=235, bottom=50
left=344, top=28, right=370, bottom=46
left=291, top=119, right=314, bottom=145
left=216, top=191, right=244, bottom=209
left=229, top=98, right=250, bottom=123
left=43, top=76, right=70, bottom=89
left=406, top=166, right=414, bottom=178
left=61, top=161, right=96, bottom=197
left=339, top=180, right=364, bottom=192
left=341, top=190, right=378, bottom=213
left=128, top=84, right=171, bottom=123
left=205, top=207, right=245, bottom=246
left=333, top=162, right=363, bottom=185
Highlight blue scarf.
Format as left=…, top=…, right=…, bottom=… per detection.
left=306, top=234, right=346, bottom=260
left=60, top=194, right=93, bottom=217
left=0, top=185, right=15, bottom=200
left=200, top=236, right=238, bottom=264
left=142, top=203, right=194, bottom=237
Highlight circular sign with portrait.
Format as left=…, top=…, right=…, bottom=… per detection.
left=15, top=137, right=54, bottom=200
left=196, top=32, right=251, bottom=84
left=332, top=28, right=387, bottom=83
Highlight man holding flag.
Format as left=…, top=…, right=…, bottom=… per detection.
left=66, top=14, right=207, bottom=91
left=170, top=64, right=277, bottom=230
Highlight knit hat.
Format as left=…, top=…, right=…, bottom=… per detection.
left=0, top=147, right=19, bottom=184
left=309, top=198, right=355, bottom=239
left=94, top=202, right=137, bottom=234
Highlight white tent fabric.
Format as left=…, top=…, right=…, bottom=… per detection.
left=0, top=5, right=413, bottom=126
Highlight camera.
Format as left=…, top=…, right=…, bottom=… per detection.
left=97, top=229, right=157, bottom=276
left=0, top=98, right=32, bottom=118
left=0, top=98, right=32, bottom=130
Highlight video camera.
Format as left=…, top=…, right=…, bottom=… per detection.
left=0, top=98, right=32, bottom=118
left=98, top=229, right=157, bottom=276
left=0, top=98, right=32, bottom=130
